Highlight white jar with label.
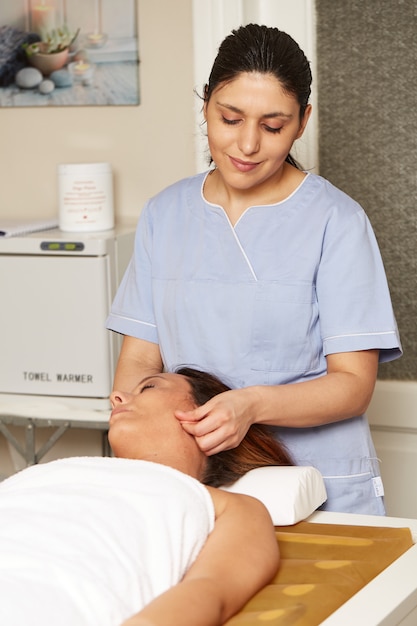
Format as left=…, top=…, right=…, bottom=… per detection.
left=58, top=162, right=114, bottom=232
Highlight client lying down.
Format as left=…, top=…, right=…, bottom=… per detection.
left=0, top=367, right=292, bottom=626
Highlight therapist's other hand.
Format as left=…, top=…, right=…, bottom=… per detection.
left=175, top=389, right=254, bottom=455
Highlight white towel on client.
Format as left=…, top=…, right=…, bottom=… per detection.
left=0, top=457, right=215, bottom=626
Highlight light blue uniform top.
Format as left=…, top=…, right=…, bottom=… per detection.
left=107, top=172, right=402, bottom=514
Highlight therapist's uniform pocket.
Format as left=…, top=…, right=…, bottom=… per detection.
left=319, top=472, right=386, bottom=515
left=250, top=281, right=321, bottom=374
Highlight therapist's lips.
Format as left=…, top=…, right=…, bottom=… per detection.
left=229, top=156, right=260, bottom=172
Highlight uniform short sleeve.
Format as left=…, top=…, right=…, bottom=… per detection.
left=317, top=205, right=401, bottom=363
left=106, top=201, right=159, bottom=343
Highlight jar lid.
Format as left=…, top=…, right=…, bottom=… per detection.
left=58, top=162, right=111, bottom=175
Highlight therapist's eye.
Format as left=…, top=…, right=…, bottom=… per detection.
left=264, top=125, right=283, bottom=134
left=222, top=116, right=240, bottom=126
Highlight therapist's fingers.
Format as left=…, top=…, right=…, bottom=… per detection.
left=178, top=410, right=232, bottom=441
left=175, top=389, right=240, bottom=428
left=176, top=388, right=256, bottom=453
left=197, top=432, right=242, bottom=456
left=175, top=404, right=210, bottom=423
left=179, top=409, right=249, bottom=454
left=181, top=418, right=242, bottom=454
left=175, top=398, right=233, bottom=438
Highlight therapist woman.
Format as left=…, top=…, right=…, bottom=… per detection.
left=107, top=23, right=401, bottom=514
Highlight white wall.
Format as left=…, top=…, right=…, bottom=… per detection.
left=0, top=0, right=196, bottom=223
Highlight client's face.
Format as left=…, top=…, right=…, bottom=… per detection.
left=108, top=373, right=206, bottom=478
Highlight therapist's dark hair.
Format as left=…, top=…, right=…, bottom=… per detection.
left=203, top=23, right=312, bottom=169
left=176, top=367, right=293, bottom=487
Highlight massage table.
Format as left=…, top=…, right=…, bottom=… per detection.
left=228, top=511, right=417, bottom=626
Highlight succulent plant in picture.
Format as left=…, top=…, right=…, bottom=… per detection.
left=29, top=24, right=79, bottom=54
left=23, top=25, right=79, bottom=75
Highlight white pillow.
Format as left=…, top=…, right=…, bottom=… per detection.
left=221, top=466, right=327, bottom=525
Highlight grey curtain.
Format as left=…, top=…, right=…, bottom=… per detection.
left=316, top=0, right=417, bottom=379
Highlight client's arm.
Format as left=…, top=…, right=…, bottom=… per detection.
left=121, top=488, right=279, bottom=626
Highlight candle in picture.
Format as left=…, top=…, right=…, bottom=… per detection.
left=68, top=60, right=95, bottom=85
left=86, top=32, right=108, bottom=48
left=86, top=0, right=107, bottom=49
left=31, top=1, right=56, bottom=36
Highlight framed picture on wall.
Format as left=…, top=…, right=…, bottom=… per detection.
left=0, top=0, right=140, bottom=107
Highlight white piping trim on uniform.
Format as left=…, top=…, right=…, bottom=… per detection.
left=112, top=315, right=157, bottom=328
left=322, top=472, right=371, bottom=479
left=200, top=171, right=311, bottom=282
left=325, top=330, right=397, bottom=341
left=229, top=228, right=258, bottom=281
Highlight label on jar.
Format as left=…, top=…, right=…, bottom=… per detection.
left=58, top=162, right=114, bottom=232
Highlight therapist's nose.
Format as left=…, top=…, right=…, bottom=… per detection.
left=110, top=390, right=131, bottom=408
left=238, top=121, right=260, bottom=155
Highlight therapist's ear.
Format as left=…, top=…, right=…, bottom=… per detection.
left=203, top=84, right=209, bottom=121
left=295, top=104, right=312, bottom=140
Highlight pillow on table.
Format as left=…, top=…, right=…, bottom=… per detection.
left=221, top=465, right=327, bottom=525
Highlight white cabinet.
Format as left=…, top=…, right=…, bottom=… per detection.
left=368, top=381, right=417, bottom=519
left=0, top=226, right=134, bottom=408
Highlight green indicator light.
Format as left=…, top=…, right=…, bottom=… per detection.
left=40, top=241, right=84, bottom=252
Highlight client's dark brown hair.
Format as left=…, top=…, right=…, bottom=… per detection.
left=176, top=367, right=293, bottom=487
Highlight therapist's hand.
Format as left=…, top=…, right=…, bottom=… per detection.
left=175, top=388, right=255, bottom=455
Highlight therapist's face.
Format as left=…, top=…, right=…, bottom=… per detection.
left=108, top=373, right=206, bottom=478
left=204, top=72, right=311, bottom=194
